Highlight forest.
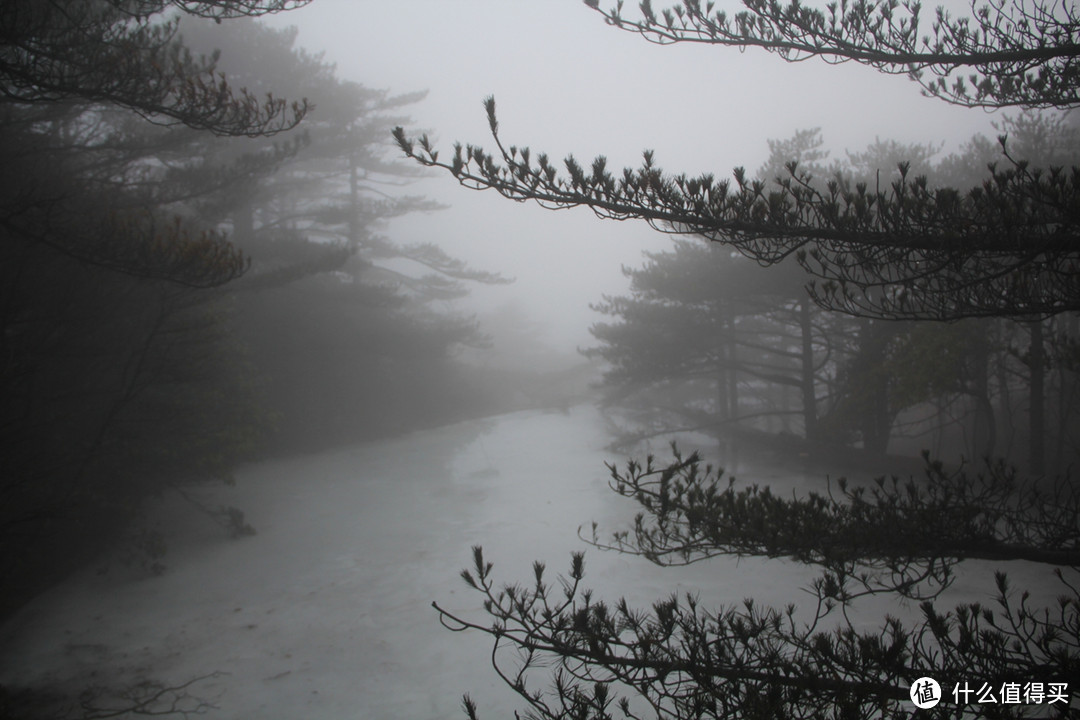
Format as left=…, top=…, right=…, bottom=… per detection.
left=581, top=117, right=1080, bottom=474
left=0, top=0, right=533, bottom=621
left=1, top=0, right=1078, bottom=718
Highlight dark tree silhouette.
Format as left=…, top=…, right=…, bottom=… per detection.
left=584, top=0, right=1080, bottom=109
left=584, top=239, right=832, bottom=447
left=1, top=0, right=312, bottom=290
left=0, top=0, right=309, bottom=618
left=395, top=97, right=1080, bottom=321
left=439, top=453, right=1078, bottom=719
left=1, top=0, right=310, bottom=136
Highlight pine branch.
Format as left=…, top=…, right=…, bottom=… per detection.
left=395, top=111, right=1080, bottom=320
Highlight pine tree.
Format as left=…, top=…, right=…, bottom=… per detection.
left=394, top=1, right=1080, bottom=716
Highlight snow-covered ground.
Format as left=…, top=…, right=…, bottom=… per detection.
left=0, top=405, right=1063, bottom=719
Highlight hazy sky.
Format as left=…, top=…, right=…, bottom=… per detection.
left=264, top=0, right=1004, bottom=352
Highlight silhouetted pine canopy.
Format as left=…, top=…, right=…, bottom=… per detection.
left=396, top=97, right=1080, bottom=320
left=0, top=0, right=310, bottom=136
left=588, top=0, right=1080, bottom=109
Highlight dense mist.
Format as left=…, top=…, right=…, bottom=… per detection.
left=1, top=1, right=1077, bottom=718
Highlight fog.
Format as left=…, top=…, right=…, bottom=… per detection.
left=2, top=1, right=1077, bottom=718
left=261, top=0, right=1002, bottom=350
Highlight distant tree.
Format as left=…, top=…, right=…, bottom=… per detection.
left=392, top=1, right=1080, bottom=717
left=172, top=19, right=509, bottom=293
left=584, top=129, right=1058, bottom=461
left=585, top=240, right=832, bottom=447
left=170, top=17, right=510, bottom=450
left=880, top=319, right=1000, bottom=456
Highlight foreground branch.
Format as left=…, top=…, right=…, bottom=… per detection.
left=439, top=547, right=1078, bottom=719
left=585, top=0, right=1080, bottom=109
left=395, top=105, right=1080, bottom=320
left=586, top=446, right=1080, bottom=598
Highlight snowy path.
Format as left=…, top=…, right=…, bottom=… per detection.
left=0, top=406, right=1062, bottom=719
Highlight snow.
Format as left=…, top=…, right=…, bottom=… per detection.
left=0, top=405, right=1065, bottom=719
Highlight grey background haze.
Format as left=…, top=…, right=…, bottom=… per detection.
left=264, top=0, right=1002, bottom=351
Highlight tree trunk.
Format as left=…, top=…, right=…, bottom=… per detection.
left=971, top=326, right=996, bottom=459
left=727, top=330, right=738, bottom=422
left=799, top=297, right=819, bottom=445
left=349, top=153, right=361, bottom=248
left=1029, top=319, right=1045, bottom=474
left=232, top=200, right=255, bottom=249
left=716, top=309, right=729, bottom=425
left=858, top=319, right=892, bottom=457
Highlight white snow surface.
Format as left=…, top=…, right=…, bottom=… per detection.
left=0, top=405, right=1062, bottom=719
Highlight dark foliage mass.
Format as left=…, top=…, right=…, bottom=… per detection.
left=1, top=2, right=522, bottom=716
left=0, top=0, right=505, bottom=632
left=591, top=447, right=1080, bottom=571
left=0, top=1, right=310, bottom=134
left=1, top=0, right=309, bottom=621
left=435, top=449, right=1079, bottom=719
